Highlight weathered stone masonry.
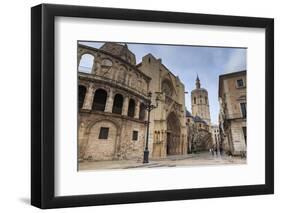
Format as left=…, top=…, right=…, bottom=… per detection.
left=78, top=42, right=187, bottom=161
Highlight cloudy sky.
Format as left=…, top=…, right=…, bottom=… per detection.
left=79, top=41, right=247, bottom=124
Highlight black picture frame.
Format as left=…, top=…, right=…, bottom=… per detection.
left=31, top=3, right=274, bottom=209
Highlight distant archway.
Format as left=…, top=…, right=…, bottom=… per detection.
left=166, top=112, right=181, bottom=155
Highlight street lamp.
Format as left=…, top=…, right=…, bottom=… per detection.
left=143, top=91, right=159, bottom=164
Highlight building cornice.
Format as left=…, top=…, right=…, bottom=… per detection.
left=78, top=72, right=149, bottom=101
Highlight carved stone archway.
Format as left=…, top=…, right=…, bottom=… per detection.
left=166, top=112, right=181, bottom=155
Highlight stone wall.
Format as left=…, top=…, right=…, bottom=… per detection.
left=78, top=44, right=150, bottom=97
left=230, top=120, right=246, bottom=154
left=79, top=112, right=146, bottom=161
left=78, top=43, right=188, bottom=161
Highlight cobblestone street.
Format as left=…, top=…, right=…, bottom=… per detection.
left=79, top=152, right=246, bottom=171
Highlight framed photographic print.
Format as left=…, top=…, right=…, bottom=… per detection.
left=31, top=3, right=274, bottom=209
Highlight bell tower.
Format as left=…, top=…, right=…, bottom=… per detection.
left=191, top=75, right=211, bottom=125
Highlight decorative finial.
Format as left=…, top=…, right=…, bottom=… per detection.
left=196, top=74, right=201, bottom=89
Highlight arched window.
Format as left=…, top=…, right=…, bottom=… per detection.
left=92, top=89, right=107, bottom=111
left=193, top=97, right=196, bottom=104
left=205, top=97, right=208, bottom=104
left=112, top=94, right=123, bottom=114
left=139, top=103, right=146, bottom=121
left=78, top=85, right=87, bottom=109
left=162, top=79, right=173, bottom=96
left=79, top=54, right=95, bottom=73
left=128, top=99, right=135, bottom=117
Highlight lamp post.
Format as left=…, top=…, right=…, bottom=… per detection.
left=143, top=91, right=159, bottom=164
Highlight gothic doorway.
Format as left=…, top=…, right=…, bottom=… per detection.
left=166, top=112, right=181, bottom=155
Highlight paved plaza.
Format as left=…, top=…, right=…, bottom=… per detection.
left=79, top=152, right=246, bottom=171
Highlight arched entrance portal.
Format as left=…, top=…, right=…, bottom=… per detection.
left=166, top=112, right=181, bottom=155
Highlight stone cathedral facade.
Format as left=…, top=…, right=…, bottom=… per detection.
left=78, top=42, right=187, bottom=162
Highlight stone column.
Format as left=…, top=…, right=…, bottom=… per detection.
left=125, top=73, right=130, bottom=85
left=134, top=100, right=140, bottom=119
left=104, top=89, right=114, bottom=113
left=82, top=83, right=94, bottom=110
left=91, top=58, right=97, bottom=74
left=122, top=96, right=129, bottom=116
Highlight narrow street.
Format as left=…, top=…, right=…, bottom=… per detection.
left=79, top=152, right=246, bottom=171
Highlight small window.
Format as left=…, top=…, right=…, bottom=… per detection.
left=132, top=131, right=138, bottom=141
left=193, top=97, right=196, bottom=104
left=98, top=127, right=109, bottom=139
left=237, top=79, right=244, bottom=87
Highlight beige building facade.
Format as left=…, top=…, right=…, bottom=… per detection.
left=78, top=42, right=187, bottom=162
left=219, top=70, right=247, bottom=156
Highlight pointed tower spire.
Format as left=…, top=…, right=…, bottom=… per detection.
left=196, top=74, right=201, bottom=89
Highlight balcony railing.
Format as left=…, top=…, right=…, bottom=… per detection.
left=112, top=107, right=123, bottom=115
left=92, top=103, right=106, bottom=112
